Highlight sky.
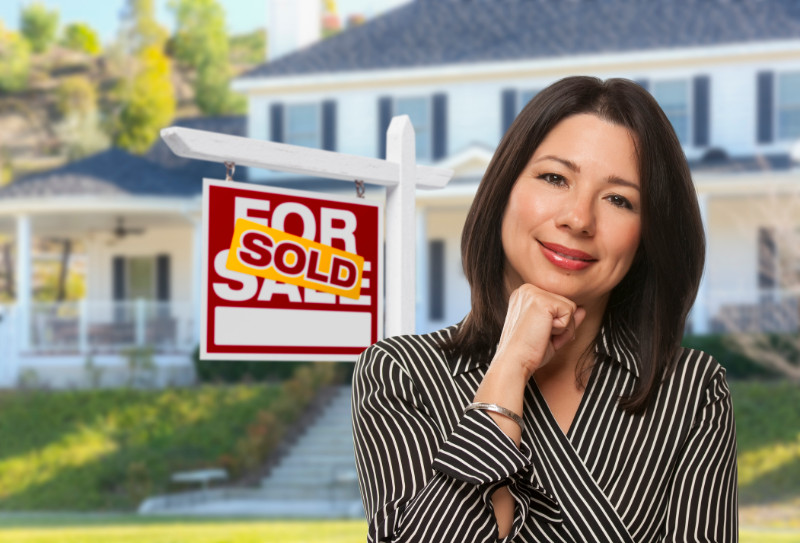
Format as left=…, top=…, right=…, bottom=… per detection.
left=0, top=0, right=412, bottom=44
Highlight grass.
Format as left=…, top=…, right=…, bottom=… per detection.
left=0, top=385, right=284, bottom=510
left=731, top=381, right=800, bottom=506
left=0, top=515, right=795, bottom=542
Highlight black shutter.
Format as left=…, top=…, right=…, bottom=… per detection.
left=432, top=93, right=447, bottom=160
left=270, top=102, right=284, bottom=143
left=757, top=71, right=774, bottom=144
left=634, top=79, right=650, bottom=92
left=428, top=240, right=445, bottom=321
left=693, top=75, right=710, bottom=147
left=322, top=100, right=337, bottom=151
left=156, top=254, right=170, bottom=301
left=112, top=256, right=125, bottom=322
left=377, top=96, right=392, bottom=159
left=112, top=256, right=125, bottom=300
left=501, top=88, right=517, bottom=135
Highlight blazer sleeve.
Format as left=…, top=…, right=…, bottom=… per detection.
left=352, top=342, right=547, bottom=542
left=663, top=366, right=738, bottom=542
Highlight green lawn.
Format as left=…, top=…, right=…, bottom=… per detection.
left=0, top=515, right=797, bottom=542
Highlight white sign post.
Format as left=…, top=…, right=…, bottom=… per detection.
left=161, top=116, right=453, bottom=355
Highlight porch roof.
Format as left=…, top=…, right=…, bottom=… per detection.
left=0, top=148, right=201, bottom=200
left=240, top=0, right=800, bottom=79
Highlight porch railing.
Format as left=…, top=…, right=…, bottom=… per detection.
left=28, top=300, right=195, bottom=353
left=690, top=288, right=800, bottom=335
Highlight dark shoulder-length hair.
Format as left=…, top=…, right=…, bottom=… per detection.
left=450, top=76, right=705, bottom=414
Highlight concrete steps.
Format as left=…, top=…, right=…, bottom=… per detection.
left=259, top=385, right=361, bottom=503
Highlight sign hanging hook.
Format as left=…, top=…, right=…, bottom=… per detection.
left=354, top=179, right=365, bottom=198
left=224, top=161, right=236, bottom=181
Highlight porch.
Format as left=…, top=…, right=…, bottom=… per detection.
left=0, top=300, right=197, bottom=389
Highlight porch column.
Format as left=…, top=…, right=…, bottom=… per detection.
left=415, top=206, right=428, bottom=334
left=192, top=216, right=202, bottom=345
left=16, top=214, right=31, bottom=351
left=693, top=193, right=710, bottom=335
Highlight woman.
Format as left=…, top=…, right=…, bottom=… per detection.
left=352, top=76, right=737, bottom=542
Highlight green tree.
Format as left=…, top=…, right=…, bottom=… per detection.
left=113, top=45, right=175, bottom=154
left=119, top=0, right=168, bottom=54
left=55, top=76, right=109, bottom=158
left=61, top=22, right=102, bottom=55
left=229, top=29, right=266, bottom=66
left=20, top=1, right=59, bottom=54
left=110, top=0, right=174, bottom=154
left=169, top=0, right=245, bottom=115
left=0, top=22, right=32, bottom=92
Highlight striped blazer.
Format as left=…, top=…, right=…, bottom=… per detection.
left=351, top=323, right=738, bottom=542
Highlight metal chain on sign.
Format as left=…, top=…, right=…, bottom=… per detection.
left=354, top=179, right=365, bottom=198
left=224, top=161, right=236, bottom=181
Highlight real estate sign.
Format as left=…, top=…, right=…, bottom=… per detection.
left=201, top=179, right=383, bottom=361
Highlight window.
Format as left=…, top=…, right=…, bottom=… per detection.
left=286, top=103, right=320, bottom=148
left=777, top=72, right=800, bottom=141
left=394, top=97, right=431, bottom=161
left=127, top=256, right=156, bottom=299
left=652, top=80, right=690, bottom=144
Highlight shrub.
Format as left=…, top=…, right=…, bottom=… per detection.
left=682, top=333, right=781, bottom=379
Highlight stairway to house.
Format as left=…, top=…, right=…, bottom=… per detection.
left=257, top=384, right=363, bottom=516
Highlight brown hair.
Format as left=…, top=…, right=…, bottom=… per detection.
left=450, top=76, right=705, bottom=413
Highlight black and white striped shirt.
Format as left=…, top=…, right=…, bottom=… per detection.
left=351, top=323, right=737, bottom=542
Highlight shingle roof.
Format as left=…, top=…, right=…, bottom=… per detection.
left=0, top=116, right=247, bottom=200
left=241, top=0, right=800, bottom=79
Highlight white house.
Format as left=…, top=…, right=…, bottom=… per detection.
left=1, top=0, right=799, bottom=388
left=234, top=0, right=800, bottom=335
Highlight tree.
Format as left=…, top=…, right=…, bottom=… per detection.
left=119, top=0, right=168, bottom=54
left=61, top=22, right=102, bottom=55
left=0, top=22, right=32, bottom=93
left=55, top=76, right=109, bottom=159
left=20, top=1, right=59, bottom=54
left=169, top=0, right=245, bottom=115
left=113, top=45, right=175, bottom=154
left=110, top=0, right=175, bottom=154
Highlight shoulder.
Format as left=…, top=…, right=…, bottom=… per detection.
left=356, top=323, right=460, bottom=378
left=666, top=346, right=732, bottom=407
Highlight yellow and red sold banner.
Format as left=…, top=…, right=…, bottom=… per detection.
left=201, top=179, right=383, bottom=361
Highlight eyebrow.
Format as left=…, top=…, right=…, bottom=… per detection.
left=533, top=154, right=640, bottom=191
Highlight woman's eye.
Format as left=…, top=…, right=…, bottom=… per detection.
left=538, top=173, right=566, bottom=186
left=607, top=194, right=633, bottom=209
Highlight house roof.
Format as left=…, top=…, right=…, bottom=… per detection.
left=0, top=116, right=247, bottom=201
left=240, top=0, right=800, bottom=80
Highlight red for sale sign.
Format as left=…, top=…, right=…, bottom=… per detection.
left=201, top=179, right=383, bottom=361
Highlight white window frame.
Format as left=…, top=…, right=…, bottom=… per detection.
left=652, top=79, right=691, bottom=145
left=394, top=96, right=432, bottom=162
left=776, top=71, right=800, bottom=142
left=285, top=103, right=322, bottom=148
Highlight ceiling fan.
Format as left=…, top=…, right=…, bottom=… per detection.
left=111, top=217, right=145, bottom=240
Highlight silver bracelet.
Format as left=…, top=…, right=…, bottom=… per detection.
left=464, top=402, right=524, bottom=431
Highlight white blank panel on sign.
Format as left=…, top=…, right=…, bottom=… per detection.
left=214, top=307, right=372, bottom=347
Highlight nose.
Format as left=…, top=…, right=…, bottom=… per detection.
left=556, top=191, right=596, bottom=236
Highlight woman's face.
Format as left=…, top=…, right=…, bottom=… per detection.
left=500, top=113, right=642, bottom=313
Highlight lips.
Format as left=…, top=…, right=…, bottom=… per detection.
left=538, top=241, right=597, bottom=271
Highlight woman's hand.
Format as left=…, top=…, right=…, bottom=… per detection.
left=494, top=283, right=587, bottom=381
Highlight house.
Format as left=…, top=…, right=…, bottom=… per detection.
left=2, top=0, right=800, bottom=388
left=234, top=0, right=800, bottom=336
left=0, top=116, right=246, bottom=388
